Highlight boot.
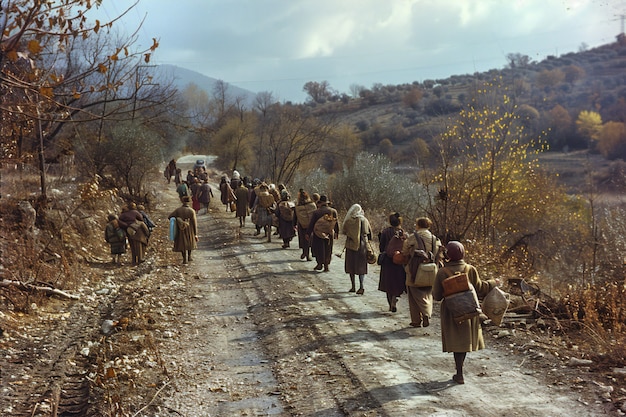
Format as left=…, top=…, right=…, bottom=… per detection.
left=182, top=252, right=187, bottom=264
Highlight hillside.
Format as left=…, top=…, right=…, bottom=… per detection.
left=306, top=36, right=626, bottom=172
left=154, top=64, right=258, bottom=106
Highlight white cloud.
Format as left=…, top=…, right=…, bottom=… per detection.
left=92, top=0, right=621, bottom=102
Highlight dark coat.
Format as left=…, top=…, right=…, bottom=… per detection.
left=234, top=185, right=250, bottom=217
left=276, top=200, right=296, bottom=239
left=377, top=226, right=406, bottom=296
left=197, top=182, right=213, bottom=205
left=306, top=204, right=339, bottom=265
left=118, top=209, right=143, bottom=230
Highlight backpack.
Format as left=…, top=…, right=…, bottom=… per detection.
left=278, top=201, right=294, bottom=221
left=408, top=233, right=436, bottom=282
left=385, top=230, right=406, bottom=259
left=313, top=213, right=336, bottom=239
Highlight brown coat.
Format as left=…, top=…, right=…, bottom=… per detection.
left=432, top=260, right=496, bottom=353
left=168, top=203, right=198, bottom=252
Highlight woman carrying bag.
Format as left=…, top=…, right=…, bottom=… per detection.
left=342, top=204, right=372, bottom=295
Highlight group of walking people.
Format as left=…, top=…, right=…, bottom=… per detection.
left=123, top=160, right=499, bottom=386
left=376, top=212, right=499, bottom=385
left=104, top=202, right=156, bottom=266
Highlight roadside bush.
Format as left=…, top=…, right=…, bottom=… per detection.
left=565, top=282, right=626, bottom=364
left=328, top=152, right=428, bottom=217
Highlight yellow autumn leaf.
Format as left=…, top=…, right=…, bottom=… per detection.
left=98, top=63, right=107, bottom=73
left=28, top=40, right=42, bottom=54
left=40, top=86, right=54, bottom=98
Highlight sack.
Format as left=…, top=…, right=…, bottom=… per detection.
left=366, top=240, right=376, bottom=264
left=377, top=253, right=386, bottom=265
left=230, top=201, right=236, bottom=212
left=413, top=262, right=438, bottom=287
left=295, top=203, right=316, bottom=228
left=442, top=273, right=471, bottom=297
left=313, top=213, right=336, bottom=239
left=445, top=285, right=482, bottom=324
left=278, top=201, right=294, bottom=221
left=126, top=221, right=139, bottom=237
left=482, top=287, right=510, bottom=326
left=393, top=251, right=409, bottom=265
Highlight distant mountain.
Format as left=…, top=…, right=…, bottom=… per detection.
left=154, top=64, right=257, bottom=105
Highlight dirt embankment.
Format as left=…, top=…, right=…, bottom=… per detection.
left=0, top=167, right=623, bottom=416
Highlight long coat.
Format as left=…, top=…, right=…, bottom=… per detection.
left=234, top=185, right=250, bottom=217
left=377, top=226, right=406, bottom=296
left=168, top=203, right=198, bottom=252
left=432, top=260, right=496, bottom=353
left=306, top=204, right=339, bottom=266
left=343, top=216, right=371, bottom=275
left=197, top=182, right=213, bottom=205
left=295, top=200, right=317, bottom=250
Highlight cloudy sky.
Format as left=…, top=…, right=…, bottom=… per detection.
left=96, top=0, right=623, bottom=103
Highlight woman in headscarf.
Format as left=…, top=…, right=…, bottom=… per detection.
left=342, top=204, right=372, bottom=295
left=432, top=241, right=498, bottom=385
left=378, top=212, right=407, bottom=311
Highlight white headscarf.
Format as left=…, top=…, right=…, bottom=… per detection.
left=342, top=204, right=364, bottom=232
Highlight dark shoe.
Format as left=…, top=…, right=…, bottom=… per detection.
left=452, top=374, right=465, bottom=384
left=314, top=264, right=323, bottom=271
left=182, top=260, right=188, bottom=265
left=323, top=266, right=329, bottom=272
left=281, top=244, right=288, bottom=249
left=410, top=322, right=422, bottom=327
left=254, top=230, right=260, bottom=236
left=391, top=306, right=397, bottom=313
left=349, top=288, right=356, bottom=293
left=356, top=288, right=364, bottom=295
left=423, top=316, right=430, bottom=327
left=300, top=253, right=306, bottom=259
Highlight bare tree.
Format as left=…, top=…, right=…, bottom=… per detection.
left=0, top=0, right=161, bottom=197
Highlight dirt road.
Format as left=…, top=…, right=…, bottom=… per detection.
left=151, top=173, right=614, bottom=416
left=0, top=161, right=618, bottom=416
